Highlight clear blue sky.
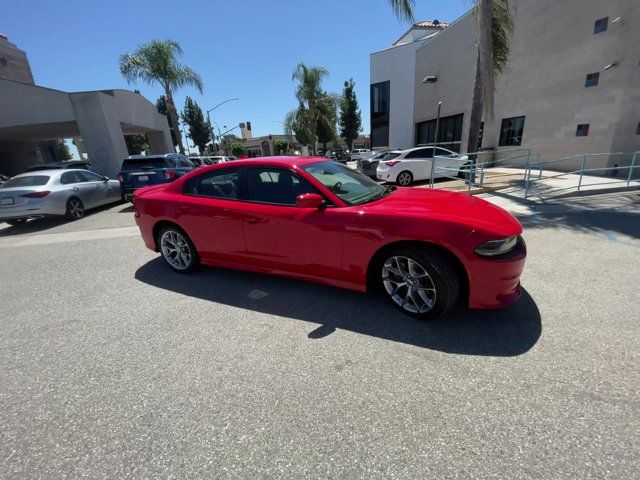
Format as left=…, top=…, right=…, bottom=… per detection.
left=3, top=0, right=468, bottom=138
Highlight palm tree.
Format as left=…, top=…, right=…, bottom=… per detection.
left=119, top=39, right=203, bottom=154
left=291, top=62, right=329, bottom=154
left=387, top=0, right=513, bottom=157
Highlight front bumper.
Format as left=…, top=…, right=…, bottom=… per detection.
left=467, top=237, right=527, bottom=309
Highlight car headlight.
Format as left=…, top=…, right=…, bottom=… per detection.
left=475, top=235, right=519, bottom=257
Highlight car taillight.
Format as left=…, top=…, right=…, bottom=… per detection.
left=385, top=161, right=402, bottom=166
left=20, top=191, right=51, bottom=198
left=116, top=173, right=124, bottom=182
left=164, top=169, right=176, bottom=180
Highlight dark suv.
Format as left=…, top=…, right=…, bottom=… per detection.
left=117, top=154, right=195, bottom=201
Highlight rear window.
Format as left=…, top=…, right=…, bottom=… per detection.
left=382, top=152, right=401, bottom=160
left=1, top=175, right=50, bottom=188
left=121, top=157, right=172, bottom=170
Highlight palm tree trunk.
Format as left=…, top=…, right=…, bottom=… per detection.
left=165, top=88, right=185, bottom=154
left=466, top=53, right=483, bottom=160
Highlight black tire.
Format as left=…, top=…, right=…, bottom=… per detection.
left=379, top=246, right=459, bottom=320
left=396, top=170, right=413, bottom=186
left=157, top=225, right=200, bottom=273
left=6, top=218, right=27, bottom=227
left=65, top=197, right=85, bottom=220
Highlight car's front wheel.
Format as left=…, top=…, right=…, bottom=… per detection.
left=396, top=171, right=413, bottom=186
left=380, top=247, right=459, bottom=319
left=158, top=226, right=199, bottom=273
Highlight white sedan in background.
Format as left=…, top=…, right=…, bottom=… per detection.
left=376, top=146, right=471, bottom=186
left=0, top=169, right=122, bottom=226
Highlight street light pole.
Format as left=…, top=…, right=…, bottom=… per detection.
left=207, top=97, right=239, bottom=148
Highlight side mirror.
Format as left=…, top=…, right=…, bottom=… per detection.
left=296, top=193, right=324, bottom=209
left=102, top=176, right=109, bottom=182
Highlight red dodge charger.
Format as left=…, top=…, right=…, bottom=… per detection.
left=133, top=156, right=526, bottom=319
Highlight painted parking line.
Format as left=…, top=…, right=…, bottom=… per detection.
left=0, top=226, right=140, bottom=249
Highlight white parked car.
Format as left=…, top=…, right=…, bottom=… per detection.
left=376, top=146, right=470, bottom=186
left=349, top=148, right=371, bottom=161
left=0, top=169, right=122, bottom=226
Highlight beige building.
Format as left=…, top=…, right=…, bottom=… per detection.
left=372, top=0, right=640, bottom=171
left=0, top=36, right=173, bottom=177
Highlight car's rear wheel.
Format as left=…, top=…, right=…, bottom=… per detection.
left=380, top=247, right=459, bottom=319
left=396, top=171, right=413, bottom=186
left=6, top=218, right=27, bottom=227
left=458, top=162, right=472, bottom=180
left=65, top=197, right=85, bottom=220
left=158, top=226, right=199, bottom=273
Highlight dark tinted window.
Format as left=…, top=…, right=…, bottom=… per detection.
left=585, top=72, right=599, bottom=87
left=184, top=169, right=239, bottom=199
left=60, top=171, right=86, bottom=184
left=371, top=81, right=390, bottom=147
left=594, top=17, right=608, bottom=34
left=247, top=168, right=319, bottom=205
left=382, top=152, right=401, bottom=160
left=405, top=148, right=433, bottom=159
left=636, top=122, right=640, bottom=135
left=576, top=124, right=590, bottom=137
left=79, top=171, right=104, bottom=182
left=499, top=116, right=526, bottom=146
left=121, top=157, right=172, bottom=170
left=1, top=175, right=50, bottom=188
left=415, top=113, right=464, bottom=152
left=435, top=148, right=454, bottom=156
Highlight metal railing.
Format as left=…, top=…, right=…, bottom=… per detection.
left=523, top=151, right=640, bottom=199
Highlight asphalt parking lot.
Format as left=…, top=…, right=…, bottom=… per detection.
left=1, top=192, right=639, bottom=479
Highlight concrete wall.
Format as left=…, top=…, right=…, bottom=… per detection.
left=370, top=40, right=421, bottom=149
left=0, top=36, right=35, bottom=85
left=411, top=0, right=640, bottom=171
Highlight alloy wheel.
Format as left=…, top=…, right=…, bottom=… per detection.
left=69, top=198, right=84, bottom=219
left=382, top=255, right=436, bottom=314
left=397, top=172, right=412, bottom=186
left=160, top=230, right=192, bottom=270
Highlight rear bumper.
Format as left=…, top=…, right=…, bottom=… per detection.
left=0, top=204, right=65, bottom=220
left=467, top=239, right=527, bottom=309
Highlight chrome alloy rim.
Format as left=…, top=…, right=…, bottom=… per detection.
left=69, top=198, right=84, bottom=218
left=160, top=230, right=192, bottom=270
left=397, top=172, right=411, bottom=185
left=382, top=256, right=436, bottom=313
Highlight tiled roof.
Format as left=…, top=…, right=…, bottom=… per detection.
left=393, top=20, right=450, bottom=45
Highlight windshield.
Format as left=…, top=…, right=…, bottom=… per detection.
left=302, top=161, right=392, bottom=205
left=1, top=175, right=50, bottom=188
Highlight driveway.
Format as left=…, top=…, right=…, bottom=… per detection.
left=1, top=193, right=638, bottom=479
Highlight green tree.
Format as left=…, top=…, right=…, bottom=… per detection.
left=291, top=62, right=330, bottom=154
left=230, top=141, right=246, bottom=157
left=316, top=92, right=338, bottom=152
left=125, top=134, right=149, bottom=155
left=55, top=140, right=72, bottom=161
left=119, top=39, right=203, bottom=155
left=284, top=103, right=313, bottom=147
left=181, top=96, right=212, bottom=154
left=156, top=95, right=178, bottom=148
left=387, top=0, right=513, bottom=156
left=339, top=78, right=362, bottom=152
left=273, top=139, right=289, bottom=155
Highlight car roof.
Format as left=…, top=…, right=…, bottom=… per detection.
left=203, top=156, right=326, bottom=169
left=13, top=169, right=67, bottom=178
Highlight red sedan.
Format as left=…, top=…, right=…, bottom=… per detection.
left=133, top=157, right=526, bottom=319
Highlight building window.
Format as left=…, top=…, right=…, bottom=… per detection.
left=498, top=116, right=526, bottom=146
left=594, top=17, right=608, bottom=34
left=585, top=72, right=599, bottom=87
left=0, top=58, right=7, bottom=67
left=415, top=113, right=464, bottom=152
left=576, top=124, right=590, bottom=137
left=370, top=81, right=390, bottom=147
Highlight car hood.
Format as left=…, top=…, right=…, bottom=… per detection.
left=361, top=187, right=518, bottom=231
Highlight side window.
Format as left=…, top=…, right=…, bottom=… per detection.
left=435, top=148, right=453, bottom=157
left=79, top=171, right=104, bottom=182
left=247, top=167, right=319, bottom=205
left=60, top=171, right=85, bottom=184
left=405, top=148, right=433, bottom=159
left=184, top=169, right=239, bottom=199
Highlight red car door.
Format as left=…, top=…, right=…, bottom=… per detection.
left=241, top=167, right=343, bottom=280
left=178, top=167, right=248, bottom=264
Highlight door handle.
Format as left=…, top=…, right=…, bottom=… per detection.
left=246, top=216, right=259, bottom=225
left=73, top=187, right=79, bottom=191
left=95, top=185, right=101, bottom=188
